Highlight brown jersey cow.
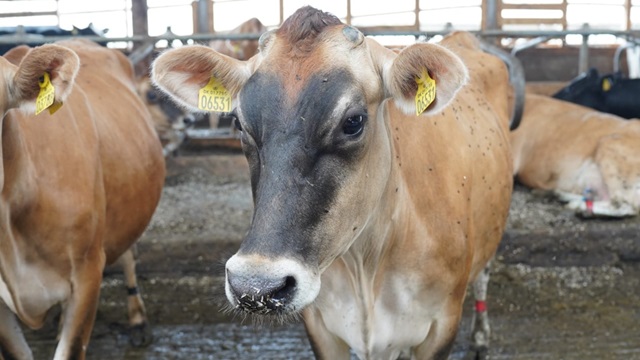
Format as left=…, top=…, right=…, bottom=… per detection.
left=0, top=39, right=164, bottom=359
left=152, top=7, right=513, bottom=359
left=512, top=93, right=640, bottom=217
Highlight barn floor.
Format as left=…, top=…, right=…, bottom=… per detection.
left=25, top=152, right=640, bottom=360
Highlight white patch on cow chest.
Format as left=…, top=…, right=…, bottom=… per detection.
left=317, top=267, right=437, bottom=359
left=0, top=271, right=17, bottom=313
left=0, top=255, right=70, bottom=327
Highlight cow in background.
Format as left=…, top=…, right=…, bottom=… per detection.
left=553, top=68, right=640, bottom=119
left=512, top=93, right=640, bottom=217
left=136, top=76, right=208, bottom=156
left=153, top=6, right=517, bottom=359
left=0, top=39, right=164, bottom=359
left=210, top=17, right=268, bottom=61
left=0, top=24, right=107, bottom=55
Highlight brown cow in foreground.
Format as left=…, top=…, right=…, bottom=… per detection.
left=153, top=7, right=513, bottom=359
left=512, top=93, right=640, bottom=217
left=0, top=39, right=164, bottom=359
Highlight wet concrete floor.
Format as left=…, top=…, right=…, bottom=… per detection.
left=23, top=153, right=640, bottom=359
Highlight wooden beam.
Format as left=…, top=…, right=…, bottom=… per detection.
left=415, top=0, right=420, bottom=31
left=625, top=0, right=631, bottom=30
left=501, top=18, right=565, bottom=25
left=501, top=4, right=565, bottom=10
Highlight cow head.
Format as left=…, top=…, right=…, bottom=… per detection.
left=152, top=6, right=467, bottom=316
left=1, top=44, right=79, bottom=117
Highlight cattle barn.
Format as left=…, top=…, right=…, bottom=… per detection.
left=1, top=1, right=639, bottom=359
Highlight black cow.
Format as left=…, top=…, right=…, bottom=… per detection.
left=0, top=24, right=107, bottom=55
left=553, top=68, right=640, bottom=119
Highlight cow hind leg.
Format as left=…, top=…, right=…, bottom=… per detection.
left=470, top=262, right=491, bottom=360
left=118, top=248, right=152, bottom=347
left=0, top=301, right=33, bottom=360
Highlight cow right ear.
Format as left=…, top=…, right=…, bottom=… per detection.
left=151, top=45, right=252, bottom=111
left=10, top=44, right=79, bottom=111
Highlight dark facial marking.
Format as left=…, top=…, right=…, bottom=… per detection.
left=236, top=69, right=366, bottom=261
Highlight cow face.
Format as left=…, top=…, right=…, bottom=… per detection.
left=152, top=6, right=467, bottom=316
left=1, top=44, right=78, bottom=118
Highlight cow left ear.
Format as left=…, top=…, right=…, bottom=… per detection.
left=10, top=44, right=79, bottom=111
left=383, top=43, right=468, bottom=116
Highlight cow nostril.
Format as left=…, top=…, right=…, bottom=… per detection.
left=228, top=272, right=298, bottom=314
left=272, top=276, right=297, bottom=302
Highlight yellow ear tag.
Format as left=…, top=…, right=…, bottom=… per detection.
left=415, top=69, right=436, bottom=116
left=198, top=75, right=231, bottom=112
left=602, top=78, right=612, bottom=92
left=36, top=72, right=60, bottom=115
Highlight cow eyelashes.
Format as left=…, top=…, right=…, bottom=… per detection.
left=234, top=118, right=243, bottom=132
left=228, top=110, right=242, bottom=131
left=342, top=114, right=366, bottom=137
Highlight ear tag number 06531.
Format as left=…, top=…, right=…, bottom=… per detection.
left=198, top=76, right=231, bottom=112
left=36, top=72, right=62, bottom=115
left=415, top=69, right=436, bottom=116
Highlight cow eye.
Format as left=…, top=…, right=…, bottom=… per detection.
left=229, top=112, right=242, bottom=131
left=146, top=90, right=159, bottom=103
left=342, top=115, right=366, bottom=136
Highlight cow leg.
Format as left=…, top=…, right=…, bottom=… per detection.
left=469, top=263, right=492, bottom=360
left=302, top=307, right=351, bottom=360
left=117, top=248, right=152, bottom=347
left=53, top=253, right=105, bottom=360
left=411, top=310, right=462, bottom=360
left=0, top=301, right=33, bottom=360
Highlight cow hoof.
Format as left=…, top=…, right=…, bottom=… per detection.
left=129, top=323, right=153, bottom=348
left=472, top=346, right=488, bottom=360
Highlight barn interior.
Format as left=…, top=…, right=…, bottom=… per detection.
left=1, top=1, right=639, bottom=359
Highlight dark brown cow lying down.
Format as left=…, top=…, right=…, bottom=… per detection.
left=0, top=39, right=165, bottom=359
left=152, top=6, right=514, bottom=360
left=512, top=93, right=640, bottom=217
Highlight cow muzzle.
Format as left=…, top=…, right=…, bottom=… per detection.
left=224, top=254, right=321, bottom=315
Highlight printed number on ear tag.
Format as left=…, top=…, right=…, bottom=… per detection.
left=198, top=76, right=231, bottom=112
left=415, top=69, right=436, bottom=116
left=36, top=72, right=62, bottom=115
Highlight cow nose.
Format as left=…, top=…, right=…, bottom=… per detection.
left=227, top=270, right=297, bottom=314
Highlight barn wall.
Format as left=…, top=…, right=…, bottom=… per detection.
left=515, top=46, right=626, bottom=82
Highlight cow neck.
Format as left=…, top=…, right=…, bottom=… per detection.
left=339, top=104, right=407, bottom=283
left=0, top=112, right=37, bottom=202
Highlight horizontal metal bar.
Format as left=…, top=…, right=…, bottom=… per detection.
left=0, top=11, right=57, bottom=18
left=1, top=29, right=639, bottom=46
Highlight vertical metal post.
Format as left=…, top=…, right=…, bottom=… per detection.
left=131, top=0, right=148, bottom=48
left=485, top=0, right=499, bottom=30
left=196, top=0, right=210, bottom=34
left=346, top=0, right=352, bottom=25
left=579, top=23, right=590, bottom=73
